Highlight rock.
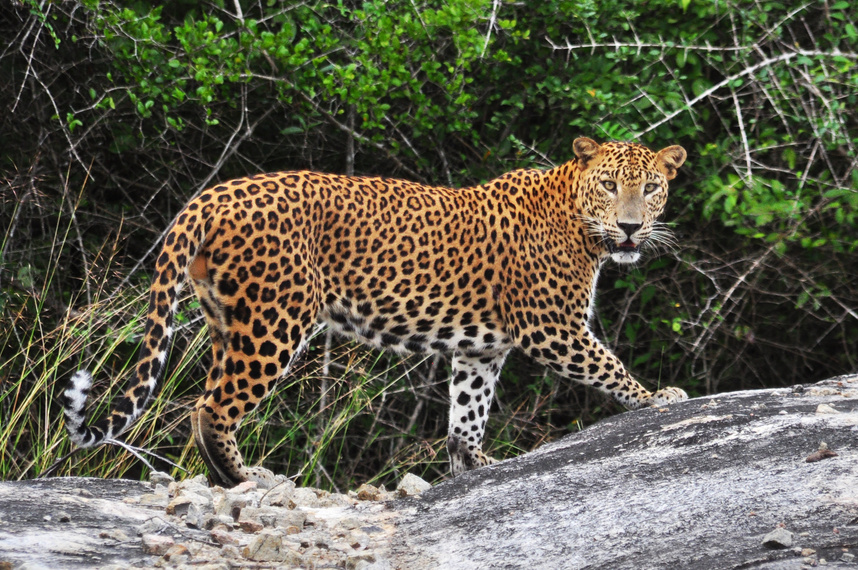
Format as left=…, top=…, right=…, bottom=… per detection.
left=762, top=527, right=793, bottom=549
left=239, top=505, right=307, bottom=530
left=99, top=529, right=130, bottom=542
left=388, top=374, right=858, bottom=570
left=137, top=492, right=169, bottom=508
left=165, top=496, right=194, bottom=516
left=148, top=471, right=175, bottom=486
left=396, top=473, right=431, bottom=497
left=209, top=528, right=238, bottom=546
left=1, top=375, right=856, bottom=569
left=806, top=441, right=839, bottom=463
left=291, top=486, right=324, bottom=507
left=816, top=403, right=840, bottom=414
left=238, top=517, right=264, bottom=533
left=259, top=479, right=297, bottom=507
left=141, top=534, right=175, bottom=555
left=243, top=529, right=304, bottom=564
left=161, top=543, right=190, bottom=560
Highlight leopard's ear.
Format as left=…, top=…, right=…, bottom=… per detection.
left=655, top=145, right=687, bottom=180
left=573, top=137, right=602, bottom=170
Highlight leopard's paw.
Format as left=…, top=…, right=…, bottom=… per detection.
left=648, top=386, right=688, bottom=407
left=447, top=436, right=497, bottom=476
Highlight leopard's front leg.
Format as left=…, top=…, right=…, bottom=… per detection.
left=529, top=328, right=687, bottom=409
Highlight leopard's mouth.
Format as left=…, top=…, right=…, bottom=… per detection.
left=606, top=238, right=641, bottom=255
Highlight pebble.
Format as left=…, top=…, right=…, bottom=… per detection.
left=130, top=470, right=429, bottom=567
left=397, top=473, right=432, bottom=497
left=762, top=527, right=793, bottom=549
left=141, top=534, right=175, bottom=555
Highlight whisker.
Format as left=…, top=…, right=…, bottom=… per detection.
left=644, top=223, right=679, bottom=256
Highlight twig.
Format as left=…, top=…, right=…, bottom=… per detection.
left=481, top=0, right=501, bottom=59
left=731, top=89, right=752, bottom=181
left=231, top=0, right=244, bottom=22
left=11, top=1, right=46, bottom=113
left=547, top=37, right=755, bottom=54
left=636, top=50, right=858, bottom=137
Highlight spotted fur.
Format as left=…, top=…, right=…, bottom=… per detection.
left=62, top=137, right=688, bottom=487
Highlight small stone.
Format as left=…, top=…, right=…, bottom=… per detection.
left=99, top=529, right=130, bottom=541
left=221, top=544, right=241, bottom=559
left=801, top=548, right=817, bottom=557
left=356, top=484, right=382, bottom=501
left=138, top=493, right=170, bottom=508
left=762, top=527, right=793, bottom=549
left=166, top=496, right=194, bottom=516
left=260, top=480, right=297, bottom=507
left=806, top=442, right=838, bottom=463
left=239, top=518, right=264, bottom=533
left=815, top=404, right=839, bottom=414
left=291, top=486, right=323, bottom=507
left=842, top=553, right=855, bottom=563
left=396, top=473, right=432, bottom=497
left=319, top=491, right=356, bottom=508
left=184, top=502, right=207, bottom=529
left=203, top=513, right=235, bottom=531
left=137, top=518, right=169, bottom=536
left=347, top=530, right=370, bottom=550
left=215, top=493, right=248, bottom=521
left=346, top=553, right=377, bottom=569
left=142, top=534, right=175, bottom=555
left=57, top=511, right=72, bottom=523
left=244, top=529, right=304, bottom=563
left=149, top=471, right=175, bottom=486
left=162, top=543, right=190, bottom=560
left=210, top=528, right=238, bottom=546
left=237, top=505, right=307, bottom=530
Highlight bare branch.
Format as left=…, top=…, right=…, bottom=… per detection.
left=731, top=89, right=752, bottom=181
left=481, top=0, right=501, bottom=59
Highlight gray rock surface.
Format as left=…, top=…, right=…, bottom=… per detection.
left=391, top=375, right=858, bottom=569
left=0, top=478, right=161, bottom=568
left=1, top=375, right=856, bottom=569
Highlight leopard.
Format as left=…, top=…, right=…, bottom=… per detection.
left=62, top=137, right=688, bottom=488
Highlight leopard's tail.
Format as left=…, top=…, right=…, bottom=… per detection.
left=62, top=208, right=205, bottom=449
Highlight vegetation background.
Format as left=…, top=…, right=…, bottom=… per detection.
left=2, top=0, right=857, bottom=490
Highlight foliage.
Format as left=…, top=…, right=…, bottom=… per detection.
left=2, top=0, right=857, bottom=488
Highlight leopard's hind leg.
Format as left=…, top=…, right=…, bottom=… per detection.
left=188, top=253, right=318, bottom=487
left=446, top=351, right=509, bottom=475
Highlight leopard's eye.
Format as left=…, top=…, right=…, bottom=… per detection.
left=644, top=182, right=660, bottom=195
left=601, top=180, right=617, bottom=194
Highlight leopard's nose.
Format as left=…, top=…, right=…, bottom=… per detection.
left=617, top=222, right=642, bottom=240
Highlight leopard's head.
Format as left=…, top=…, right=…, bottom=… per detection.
left=573, top=137, right=686, bottom=264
